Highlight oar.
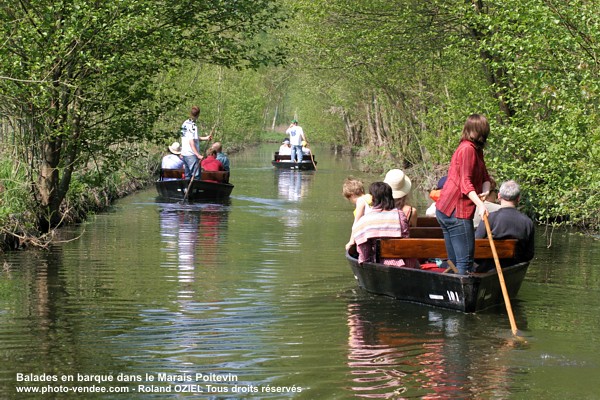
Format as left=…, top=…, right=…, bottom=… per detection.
left=307, top=144, right=317, bottom=171
left=181, top=163, right=199, bottom=204
left=483, top=213, right=519, bottom=336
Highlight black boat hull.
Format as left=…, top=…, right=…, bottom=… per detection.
left=155, top=179, right=234, bottom=201
left=346, top=252, right=528, bottom=312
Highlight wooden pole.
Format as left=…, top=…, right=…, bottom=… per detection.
left=483, top=213, right=519, bottom=336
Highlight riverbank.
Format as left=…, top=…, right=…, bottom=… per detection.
left=0, top=149, right=161, bottom=252
left=0, top=141, right=248, bottom=252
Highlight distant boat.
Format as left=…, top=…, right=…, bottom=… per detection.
left=155, top=169, right=234, bottom=200
left=346, top=217, right=529, bottom=312
left=271, top=152, right=317, bottom=170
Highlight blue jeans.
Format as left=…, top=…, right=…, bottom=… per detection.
left=291, top=145, right=303, bottom=163
left=182, top=155, right=200, bottom=179
left=436, top=209, right=475, bottom=274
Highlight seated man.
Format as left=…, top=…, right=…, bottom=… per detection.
left=161, top=142, right=184, bottom=180
left=201, top=149, right=225, bottom=172
left=200, top=148, right=225, bottom=183
left=474, top=180, right=535, bottom=271
left=212, top=142, right=230, bottom=172
left=278, top=138, right=292, bottom=156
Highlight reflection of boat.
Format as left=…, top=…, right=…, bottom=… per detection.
left=155, top=169, right=234, bottom=200
left=271, top=152, right=317, bottom=170
left=158, top=201, right=231, bottom=272
left=346, top=297, right=519, bottom=399
left=276, top=169, right=314, bottom=202
left=346, top=218, right=529, bottom=312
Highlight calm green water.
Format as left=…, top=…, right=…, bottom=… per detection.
left=1, top=144, right=599, bottom=399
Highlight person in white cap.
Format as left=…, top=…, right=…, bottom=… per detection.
left=278, top=138, right=292, bottom=156
left=383, top=169, right=417, bottom=227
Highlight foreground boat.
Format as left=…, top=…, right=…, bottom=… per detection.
left=346, top=218, right=529, bottom=312
left=155, top=169, right=234, bottom=201
left=271, top=152, right=317, bottom=170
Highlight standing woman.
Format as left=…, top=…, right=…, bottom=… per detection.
left=436, top=114, right=492, bottom=275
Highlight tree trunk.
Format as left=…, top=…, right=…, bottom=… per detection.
left=38, top=137, right=63, bottom=230
left=470, top=0, right=515, bottom=122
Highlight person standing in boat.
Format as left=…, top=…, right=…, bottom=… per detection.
left=211, top=142, right=230, bottom=172
left=286, top=119, right=307, bottom=166
left=352, top=182, right=418, bottom=268
left=181, top=106, right=212, bottom=179
left=474, top=180, right=535, bottom=270
left=435, top=114, right=492, bottom=275
left=383, top=169, right=417, bottom=227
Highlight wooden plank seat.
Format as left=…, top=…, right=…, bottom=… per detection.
left=201, top=171, right=230, bottom=184
left=416, top=217, right=440, bottom=227
left=160, top=168, right=185, bottom=180
left=409, top=227, right=445, bottom=239
left=375, top=238, right=517, bottom=263
left=160, top=169, right=230, bottom=184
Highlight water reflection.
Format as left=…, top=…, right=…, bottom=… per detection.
left=158, top=200, right=231, bottom=287
left=275, top=170, right=314, bottom=202
left=346, top=297, right=521, bottom=399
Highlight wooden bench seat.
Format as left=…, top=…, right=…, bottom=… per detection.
left=416, top=217, right=440, bottom=227
left=409, top=227, right=444, bottom=239
left=375, top=238, right=517, bottom=262
left=201, top=171, right=230, bottom=184
left=161, top=168, right=185, bottom=180
left=160, top=169, right=230, bottom=184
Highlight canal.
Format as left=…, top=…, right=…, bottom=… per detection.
left=1, top=144, right=599, bottom=399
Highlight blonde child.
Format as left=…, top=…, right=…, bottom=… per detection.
left=342, top=177, right=373, bottom=250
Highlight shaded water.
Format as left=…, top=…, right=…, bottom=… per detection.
left=1, top=144, right=599, bottom=399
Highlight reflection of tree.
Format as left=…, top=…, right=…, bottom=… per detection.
left=346, top=298, right=519, bottom=398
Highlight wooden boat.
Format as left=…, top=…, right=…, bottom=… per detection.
left=271, top=152, right=317, bottom=170
left=346, top=217, right=529, bottom=312
left=155, top=168, right=234, bottom=200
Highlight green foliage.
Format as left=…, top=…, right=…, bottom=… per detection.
left=278, top=0, right=600, bottom=231
left=0, top=0, right=286, bottom=229
left=0, top=159, right=33, bottom=223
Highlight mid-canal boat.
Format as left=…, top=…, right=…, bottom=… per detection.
left=271, top=152, right=317, bottom=170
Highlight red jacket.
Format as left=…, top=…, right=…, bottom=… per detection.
left=436, top=140, right=490, bottom=219
left=201, top=156, right=224, bottom=172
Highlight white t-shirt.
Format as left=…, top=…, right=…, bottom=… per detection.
left=180, top=119, right=198, bottom=157
left=278, top=144, right=292, bottom=155
left=286, top=125, right=304, bottom=146
left=161, top=154, right=184, bottom=169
